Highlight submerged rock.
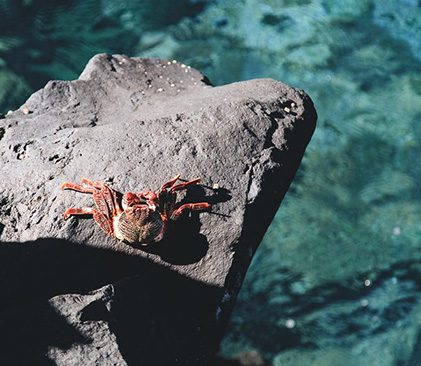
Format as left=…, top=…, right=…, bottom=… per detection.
left=0, top=54, right=316, bottom=365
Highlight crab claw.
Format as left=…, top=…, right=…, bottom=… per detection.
left=122, top=193, right=140, bottom=209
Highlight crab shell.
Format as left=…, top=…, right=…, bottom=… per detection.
left=115, top=206, right=164, bottom=245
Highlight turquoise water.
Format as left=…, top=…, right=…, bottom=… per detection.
left=2, top=1, right=421, bottom=364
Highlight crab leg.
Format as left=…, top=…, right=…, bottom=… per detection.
left=63, top=207, right=114, bottom=237
left=61, top=178, right=112, bottom=196
left=80, top=177, right=105, bottom=188
left=111, top=186, right=123, bottom=216
left=159, top=174, right=181, bottom=191
left=65, top=178, right=122, bottom=217
left=80, top=178, right=120, bottom=215
left=170, top=178, right=201, bottom=192
left=171, top=202, right=211, bottom=220
left=63, top=207, right=96, bottom=220
left=93, top=186, right=122, bottom=218
left=92, top=210, right=115, bottom=237
left=62, top=178, right=122, bottom=235
left=61, top=182, right=96, bottom=194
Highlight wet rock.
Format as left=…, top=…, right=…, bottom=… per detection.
left=0, top=54, right=316, bottom=365
left=215, top=350, right=268, bottom=366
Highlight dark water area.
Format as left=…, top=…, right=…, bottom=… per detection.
left=2, top=0, right=421, bottom=365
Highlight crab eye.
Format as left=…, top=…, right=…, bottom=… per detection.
left=122, top=193, right=140, bottom=209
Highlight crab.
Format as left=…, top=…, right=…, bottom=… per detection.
left=61, top=175, right=211, bottom=245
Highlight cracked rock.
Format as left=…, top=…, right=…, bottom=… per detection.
left=0, top=54, right=316, bottom=365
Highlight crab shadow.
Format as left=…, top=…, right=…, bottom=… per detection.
left=139, top=213, right=208, bottom=265
left=132, top=185, right=231, bottom=265
left=0, top=237, right=225, bottom=365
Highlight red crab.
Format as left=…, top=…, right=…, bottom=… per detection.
left=61, top=175, right=211, bottom=245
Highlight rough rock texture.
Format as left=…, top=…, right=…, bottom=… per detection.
left=0, top=54, right=316, bottom=365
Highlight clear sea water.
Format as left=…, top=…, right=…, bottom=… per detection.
left=2, top=1, right=421, bottom=365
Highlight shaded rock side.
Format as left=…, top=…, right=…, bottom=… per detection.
left=0, top=54, right=316, bottom=365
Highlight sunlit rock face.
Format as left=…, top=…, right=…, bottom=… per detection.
left=0, top=54, right=316, bottom=365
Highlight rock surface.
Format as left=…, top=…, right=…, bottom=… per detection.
left=0, top=54, right=316, bottom=365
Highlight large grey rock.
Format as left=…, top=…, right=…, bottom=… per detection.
left=0, top=54, right=316, bottom=365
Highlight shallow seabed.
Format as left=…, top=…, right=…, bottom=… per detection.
left=2, top=0, right=421, bottom=365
